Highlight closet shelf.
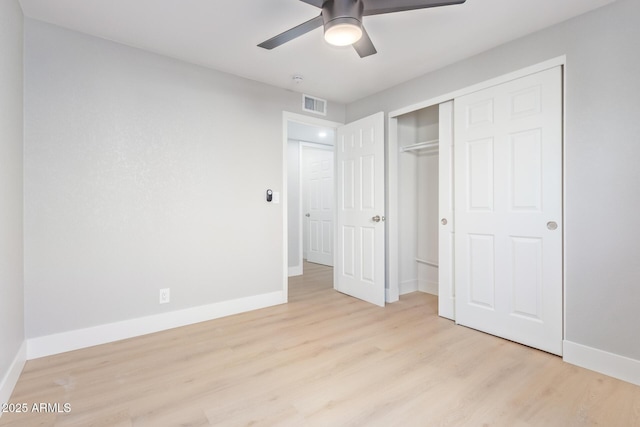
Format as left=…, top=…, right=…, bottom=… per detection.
left=400, top=139, right=439, bottom=153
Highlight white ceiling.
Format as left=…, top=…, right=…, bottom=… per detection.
left=19, top=0, right=616, bottom=104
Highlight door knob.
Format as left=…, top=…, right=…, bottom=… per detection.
left=372, top=215, right=381, bottom=223
left=305, top=213, right=310, bottom=217
left=441, top=218, right=448, bottom=225
left=547, top=221, right=558, bottom=230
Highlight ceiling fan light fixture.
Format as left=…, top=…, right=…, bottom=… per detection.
left=324, top=18, right=363, bottom=46
left=258, top=0, right=466, bottom=58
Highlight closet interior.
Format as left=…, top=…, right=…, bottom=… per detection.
left=397, top=104, right=440, bottom=296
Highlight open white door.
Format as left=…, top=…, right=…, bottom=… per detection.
left=334, top=112, right=385, bottom=306
left=454, top=67, right=563, bottom=355
left=304, top=146, right=334, bottom=266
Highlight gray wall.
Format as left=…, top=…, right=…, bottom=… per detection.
left=0, top=0, right=25, bottom=385
left=23, top=19, right=345, bottom=338
left=348, top=0, right=640, bottom=361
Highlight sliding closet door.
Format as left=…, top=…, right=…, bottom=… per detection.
left=454, top=67, right=563, bottom=355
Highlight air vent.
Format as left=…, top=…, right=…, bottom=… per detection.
left=302, top=94, right=327, bottom=116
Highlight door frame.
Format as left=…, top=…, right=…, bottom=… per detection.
left=387, top=56, right=567, bottom=317
left=282, top=112, right=342, bottom=301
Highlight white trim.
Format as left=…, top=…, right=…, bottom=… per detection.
left=400, top=279, right=439, bottom=296
left=299, top=141, right=334, bottom=150
left=389, top=56, right=567, bottom=119
left=562, top=61, right=568, bottom=343
left=283, top=112, right=342, bottom=289
left=0, top=341, right=26, bottom=408
left=386, top=118, right=399, bottom=303
left=400, top=279, right=418, bottom=295
left=418, top=279, right=438, bottom=296
left=27, top=291, right=285, bottom=360
left=563, top=340, right=640, bottom=387
left=284, top=112, right=342, bottom=129
left=288, top=265, right=303, bottom=277
left=283, top=114, right=290, bottom=303
left=385, top=287, right=399, bottom=303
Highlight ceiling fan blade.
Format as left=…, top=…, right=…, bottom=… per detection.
left=298, top=0, right=324, bottom=7
left=258, top=15, right=324, bottom=50
left=353, top=26, right=377, bottom=58
left=363, top=0, right=466, bottom=16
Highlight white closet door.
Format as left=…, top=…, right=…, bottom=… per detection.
left=438, top=100, right=455, bottom=320
left=454, top=67, right=563, bottom=355
left=335, top=112, right=385, bottom=307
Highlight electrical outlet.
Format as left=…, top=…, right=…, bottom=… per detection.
left=159, top=288, right=170, bottom=304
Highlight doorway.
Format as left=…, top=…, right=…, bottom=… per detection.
left=284, top=113, right=340, bottom=279
left=283, top=111, right=387, bottom=308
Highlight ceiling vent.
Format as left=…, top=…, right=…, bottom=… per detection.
left=302, top=94, right=327, bottom=116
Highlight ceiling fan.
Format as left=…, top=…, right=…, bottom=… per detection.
left=258, top=0, right=466, bottom=58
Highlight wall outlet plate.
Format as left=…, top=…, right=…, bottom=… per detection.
left=159, top=288, right=170, bottom=304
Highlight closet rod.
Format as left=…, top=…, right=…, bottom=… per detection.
left=400, top=138, right=439, bottom=153
left=416, top=258, right=439, bottom=268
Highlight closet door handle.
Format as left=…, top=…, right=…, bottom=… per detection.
left=372, top=215, right=381, bottom=223
left=441, top=218, right=448, bottom=225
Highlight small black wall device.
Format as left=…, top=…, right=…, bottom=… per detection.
left=266, top=189, right=273, bottom=202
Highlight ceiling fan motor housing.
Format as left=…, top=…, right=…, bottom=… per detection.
left=322, top=0, right=364, bottom=31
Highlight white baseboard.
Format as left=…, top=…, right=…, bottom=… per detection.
left=27, top=291, right=285, bottom=360
left=400, top=279, right=418, bottom=295
left=563, top=340, right=640, bottom=386
left=0, top=341, right=26, bottom=409
left=288, top=265, right=303, bottom=277
left=419, top=279, right=438, bottom=296
left=386, top=287, right=399, bottom=303
left=399, top=279, right=439, bottom=296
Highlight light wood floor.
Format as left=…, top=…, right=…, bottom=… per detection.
left=3, top=262, right=640, bottom=426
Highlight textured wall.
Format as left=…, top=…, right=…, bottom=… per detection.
left=0, top=0, right=25, bottom=391
left=23, top=19, right=345, bottom=339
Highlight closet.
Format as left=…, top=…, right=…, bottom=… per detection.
left=396, top=104, right=440, bottom=297
left=388, top=64, right=563, bottom=355
left=388, top=100, right=454, bottom=317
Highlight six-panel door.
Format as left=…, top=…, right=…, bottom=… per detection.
left=453, top=67, right=563, bottom=355
left=335, top=112, right=385, bottom=307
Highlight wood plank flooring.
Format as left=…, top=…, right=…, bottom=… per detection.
left=2, top=262, right=640, bottom=426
